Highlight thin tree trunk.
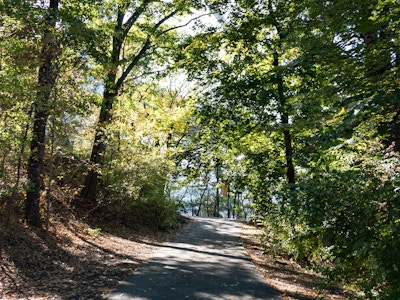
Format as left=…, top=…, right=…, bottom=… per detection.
left=25, top=0, right=59, bottom=226
left=0, top=113, right=9, bottom=177
left=45, top=120, right=56, bottom=232
left=213, top=165, right=220, bottom=217
left=206, top=189, right=210, bottom=217
left=233, top=192, right=237, bottom=219
left=196, top=186, right=207, bottom=217
left=5, top=107, right=32, bottom=228
left=227, top=184, right=230, bottom=218
left=268, top=6, right=296, bottom=189
left=390, top=53, right=400, bottom=152
left=283, top=124, right=295, bottom=185
left=274, top=48, right=295, bottom=213
left=273, top=48, right=295, bottom=187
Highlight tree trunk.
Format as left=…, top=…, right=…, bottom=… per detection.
left=5, top=107, right=32, bottom=229
left=391, top=52, right=400, bottom=153
left=227, top=184, right=230, bottom=218
left=196, top=187, right=207, bottom=217
left=273, top=49, right=295, bottom=186
left=283, top=123, right=295, bottom=185
left=80, top=6, right=123, bottom=200
left=25, top=0, right=59, bottom=227
left=80, top=84, right=116, bottom=200
left=233, top=192, right=237, bottom=219
left=206, top=189, right=210, bottom=217
left=213, top=165, right=220, bottom=217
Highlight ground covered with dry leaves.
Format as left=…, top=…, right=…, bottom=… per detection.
left=241, top=222, right=353, bottom=300
left=0, top=197, right=191, bottom=300
left=1, top=205, right=351, bottom=300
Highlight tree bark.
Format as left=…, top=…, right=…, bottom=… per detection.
left=233, top=192, right=237, bottom=219
left=227, top=184, right=230, bottom=218
left=196, top=186, right=207, bottom=217
left=80, top=75, right=117, bottom=200
left=80, top=4, right=150, bottom=200
left=80, top=5, right=122, bottom=200
left=25, top=0, right=59, bottom=226
left=273, top=49, right=295, bottom=186
left=390, top=52, right=400, bottom=153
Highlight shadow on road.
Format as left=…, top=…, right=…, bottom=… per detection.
left=108, top=217, right=280, bottom=300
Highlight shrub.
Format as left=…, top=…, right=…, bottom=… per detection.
left=260, top=168, right=400, bottom=298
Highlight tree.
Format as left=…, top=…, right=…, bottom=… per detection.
left=1, top=0, right=102, bottom=226
left=80, top=0, right=204, bottom=200
left=0, top=1, right=39, bottom=224
left=180, top=0, right=320, bottom=210
left=180, top=0, right=400, bottom=296
left=299, top=1, right=400, bottom=296
left=24, top=0, right=60, bottom=226
left=91, top=79, right=196, bottom=228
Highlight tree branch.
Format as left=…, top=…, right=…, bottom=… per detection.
left=116, top=37, right=151, bottom=90
left=159, top=13, right=211, bottom=36
left=154, top=9, right=180, bottom=33
left=116, top=8, right=181, bottom=90
left=122, top=0, right=152, bottom=40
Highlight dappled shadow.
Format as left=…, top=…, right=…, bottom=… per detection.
left=137, top=218, right=251, bottom=262
left=240, top=223, right=351, bottom=300
left=253, top=259, right=322, bottom=286
left=1, top=195, right=195, bottom=300
left=279, top=291, right=319, bottom=300
left=1, top=221, right=146, bottom=299
left=138, top=241, right=252, bottom=262
left=108, top=218, right=280, bottom=300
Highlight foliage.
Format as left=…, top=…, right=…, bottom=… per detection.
left=300, top=166, right=400, bottom=298
left=1, top=0, right=400, bottom=296
left=89, top=81, right=194, bottom=229
left=177, top=0, right=400, bottom=297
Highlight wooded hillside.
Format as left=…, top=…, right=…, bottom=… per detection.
left=1, top=0, right=399, bottom=298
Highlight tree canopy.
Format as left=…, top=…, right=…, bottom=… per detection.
left=1, top=0, right=399, bottom=298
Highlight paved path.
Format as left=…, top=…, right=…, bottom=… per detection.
left=107, top=217, right=280, bottom=299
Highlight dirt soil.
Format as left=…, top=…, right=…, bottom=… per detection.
left=1, top=207, right=350, bottom=299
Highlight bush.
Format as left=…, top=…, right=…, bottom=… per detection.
left=99, top=153, right=180, bottom=230
left=128, top=197, right=179, bottom=230
left=260, top=168, right=400, bottom=299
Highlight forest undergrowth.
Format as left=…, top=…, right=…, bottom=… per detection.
left=1, top=188, right=353, bottom=299
left=0, top=188, right=190, bottom=299
left=241, top=222, right=357, bottom=300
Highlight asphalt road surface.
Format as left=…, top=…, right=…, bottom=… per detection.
left=107, top=217, right=281, bottom=300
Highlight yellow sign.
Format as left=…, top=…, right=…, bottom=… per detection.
left=221, top=185, right=228, bottom=196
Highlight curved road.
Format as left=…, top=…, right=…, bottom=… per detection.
left=107, top=217, right=280, bottom=299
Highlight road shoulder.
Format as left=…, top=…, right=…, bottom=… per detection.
left=241, top=222, right=349, bottom=300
